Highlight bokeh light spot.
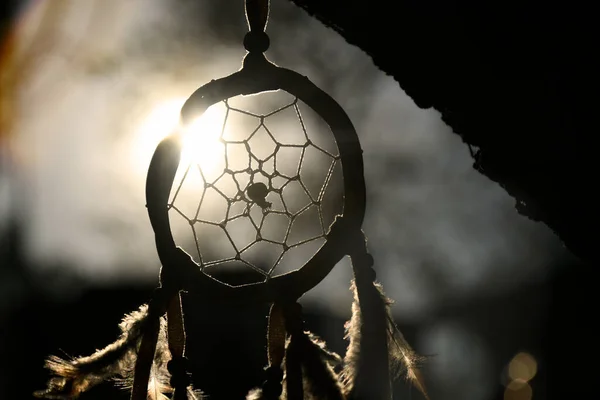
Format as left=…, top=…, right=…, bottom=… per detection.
left=508, top=352, right=538, bottom=383
left=504, top=379, right=532, bottom=400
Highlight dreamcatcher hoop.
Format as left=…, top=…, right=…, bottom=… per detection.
left=146, top=41, right=365, bottom=302
left=35, top=2, right=429, bottom=400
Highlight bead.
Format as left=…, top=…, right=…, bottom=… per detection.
left=170, top=373, right=191, bottom=389
left=264, top=365, right=284, bottom=381
left=167, top=356, right=190, bottom=375
left=167, top=356, right=191, bottom=388
left=262, top=380, right=283, bottom=398
left=244, top=31, right=270, bottom=53
left=353, top=256, right=377, bottom=281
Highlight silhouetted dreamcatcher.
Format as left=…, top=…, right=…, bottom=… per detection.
left=36, top=1, right=428, bottom=399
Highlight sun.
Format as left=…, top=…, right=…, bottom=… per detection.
left=132, top=97, right=227, bottom=179
left=180, top=104, right=227, bottom=180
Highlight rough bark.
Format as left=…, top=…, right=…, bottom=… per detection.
left=289, top=0, right=598, bottom=264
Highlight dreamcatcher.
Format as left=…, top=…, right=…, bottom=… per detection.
left=35, top=1, right=428, bottom=399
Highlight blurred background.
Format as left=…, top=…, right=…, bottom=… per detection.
left=0, top=1, right=594, bottom=399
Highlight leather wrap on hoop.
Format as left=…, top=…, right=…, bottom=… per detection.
left=145, top=54, right=366, bottom=303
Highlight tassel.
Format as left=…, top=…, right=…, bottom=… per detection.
left=341, top=228, right=429, bottom=399
left=34, top=304, right=151, bottom=399
left=250, top=303, right=286, bottom=400
left=116, top=312, right=205, bottom=400
left=165, top=293, right=199, bottom=400
left=339, top=283, right=361, bottom=395
left=341, top=280, right=429, bottom=400
left=341, top=257, right=391, bottom=399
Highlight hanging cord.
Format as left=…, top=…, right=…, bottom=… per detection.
left=130, top=249, right=193, bottom=400
left=263, top=304, right=286, bottom=399
left=246, top=303, right=287, bottom=400
left=282, top=303, right=305, bottom=400
left=244, top=0, right=271, bottom=64
left=247, top=302, right=300, bottom=400
left=267, top=304, right=287, bottom=371
left=166, top=294, right=191, bottom=400
left=130, top=287, right=172, bottom=400
left=245, top=0, right=270, bottom=33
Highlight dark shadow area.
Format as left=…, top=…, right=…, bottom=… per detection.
left=0, top=220, right=594, bottom=399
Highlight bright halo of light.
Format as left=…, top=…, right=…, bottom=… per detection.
left=131, top=98, right=227, bottom=180
left=180, top=105, right=227, bottom=180
left=131, top=97, right=186, bottom=175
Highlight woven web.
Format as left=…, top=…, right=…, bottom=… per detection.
left=168, top=91, right=342, bottom=283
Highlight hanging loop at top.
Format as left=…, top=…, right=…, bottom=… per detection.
left=243, top=0, right=270, bottom=53
left=245, top=0, right=270, bottom=32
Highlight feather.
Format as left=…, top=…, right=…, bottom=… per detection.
left=116, top=315, right=179, bottom=400
left=145, top=317, right=172, bottom=400
left=246, top=388, right=266, bottom=400
left=306, top=332, right=342, bottom=367
left=340, top=280, right=429, bottom=399
left=34, top=304, right=151, bottom=399
left=115, top=313, right=206, bottom=400
left=147, top=373, right=172, bottom=400
left=339, top=280, right=366, bottom=396
left=300, top=332, right=345, bottom=400
left=284, top=334, right=304, bottom=400
left=384, top=305, right=429, bottom=400
left=185, top=387, right=207, bottom=400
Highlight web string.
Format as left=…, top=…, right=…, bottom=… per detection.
left=168, top=96, right=341, bottom=281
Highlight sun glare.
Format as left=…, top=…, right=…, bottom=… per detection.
left=132, top=97, right=227, bottom=180
left=180, top=105, right=227, bottom=180
left=132, top=98, right=184, bottom=175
